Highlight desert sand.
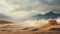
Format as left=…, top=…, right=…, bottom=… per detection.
left=0, top=25, right=59, bottom=34
left=0, top=19, right=60, bottom=34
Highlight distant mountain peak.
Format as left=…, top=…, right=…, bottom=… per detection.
left=48, top=11, right=54, bottom=13
left=45, top=11, right=56, bottom=15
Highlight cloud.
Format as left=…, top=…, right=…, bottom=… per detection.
left=5, top=0, right=60, bottom=13
left=0, top=0, right=60, bottom=20
left=5, top=0, right=40, bottom=11
left=0, top=13, right=11, bottom=19
left=42, top=0, right=60, bottom=6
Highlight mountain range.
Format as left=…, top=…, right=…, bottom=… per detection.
left=31, top=12, right=60, bottom=19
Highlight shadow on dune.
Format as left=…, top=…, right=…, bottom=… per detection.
left=49, top=28, right=60, bottom=31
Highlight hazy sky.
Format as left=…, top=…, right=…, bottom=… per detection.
left=0, top=0, right=60, bottom=20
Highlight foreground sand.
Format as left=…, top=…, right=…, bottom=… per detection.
left=0, top=25, right=60, bottom=34
left=0, top=29, right=60, bottom=34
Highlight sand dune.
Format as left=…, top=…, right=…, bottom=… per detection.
left=0, top=19, right=59, bottom=34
